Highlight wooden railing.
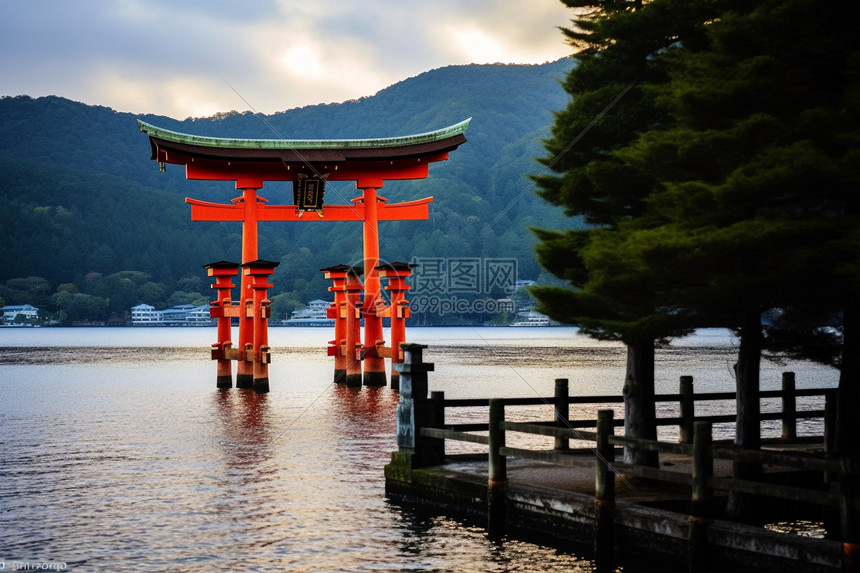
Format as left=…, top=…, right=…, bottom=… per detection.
left=420, top=373, right=833, bottom=452
left=414, top=387, right=858, bottom=567
left=392, top=344, right=856, bottom=570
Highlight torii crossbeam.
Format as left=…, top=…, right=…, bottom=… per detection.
left=138, top=118, right=469, bottom=391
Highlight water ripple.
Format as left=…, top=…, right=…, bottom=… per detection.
left=1, top=329, right=838, bottom=571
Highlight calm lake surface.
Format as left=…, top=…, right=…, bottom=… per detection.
left=0, top=326, right=839, bottom=572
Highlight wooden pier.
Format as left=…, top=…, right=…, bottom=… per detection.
left=385, top=345, right=859, bottom=572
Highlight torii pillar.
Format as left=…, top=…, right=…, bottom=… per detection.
left=343, top=269, right=364, bottom=387
left=243, top=259, right=278, bottom=393
left=376, top=261, right=415, bottom=390
left=321, top=264, right=363, bottom=385
left=358, top=182, right=386, bottom=386
left=237, top=187, right=265, bottom=389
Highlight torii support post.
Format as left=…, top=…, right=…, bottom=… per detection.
left=242, top=259, right=279, bottom=393
left=344, top=269, right=364, bottom=387
left=205, top=261, right=240, bottom=388
left=322, top=264, right=363, bottom=384
left=377, top=261, right=416, bottom=390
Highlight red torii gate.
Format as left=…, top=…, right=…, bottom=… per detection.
left=138, top=118, right=469, bottom=392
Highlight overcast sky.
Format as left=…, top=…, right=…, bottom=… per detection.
left=0, top=0, right=574, bottom=120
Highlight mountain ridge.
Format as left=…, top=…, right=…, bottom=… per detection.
left=0, top=58, right=580, bottom=324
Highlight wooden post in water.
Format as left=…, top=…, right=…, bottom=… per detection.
left=430, top=390, right=446, bottom=464
left=594, top=409, right=615, bottom=567
left=679, top=376, right=695, bottom=444
left=431, top=390, right=446, bottom=449
left=781, top=372, right=797, bottom=439
left=689, top=421, right=713, bottom=573
left=410, top=346, right=439, bottom=465
left=823, top=392, right=841, bottom=537
left=555, top=378, right=570, bottom=451
left=488, top=398, right=507, bottom=538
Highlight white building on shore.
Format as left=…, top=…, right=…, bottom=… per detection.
left=131, top=303, right=213, bottom=326
left=282, top=299, right=333, bottom=326
left=131, top=304, right=162, bottom=324
left=1, top=304, right=39, bottom=324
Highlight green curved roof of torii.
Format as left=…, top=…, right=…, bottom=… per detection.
left=138, top=118, right=470, bottom=169
left=137, top=118, right=470, bottom=151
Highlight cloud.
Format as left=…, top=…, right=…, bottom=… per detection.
left=0, top=0, right=573, bottom=119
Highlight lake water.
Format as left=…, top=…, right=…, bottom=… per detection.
left=0, top=327, right=839, bottom=572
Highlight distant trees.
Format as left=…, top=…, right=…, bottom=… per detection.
left=3, top=270, right=217, bottom=325
left=3, top=276, right=52, bottom=308
left=51, top=288, right=108, bottom=324
left=1, top=62, right=578, bottom=326
left=137, top=281, right=168, bottom=307
left=270, top=292, right=306, bottom=322
left=533, top=0, right=860, bottom=489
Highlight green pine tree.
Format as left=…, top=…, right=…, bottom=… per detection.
left=532, top=0, right=714, bottom=467
left=615, top=0, right=860, bottom=515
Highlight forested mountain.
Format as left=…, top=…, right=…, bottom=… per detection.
left=0, top=59, right=579, bottom=323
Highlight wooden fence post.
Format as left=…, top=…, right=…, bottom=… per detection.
left=782, top=372, right=797, bottom=440
left=826, top=392, right=836, bottom=482
left=595, top=409, right=615, bottom=567
left=680, top=376, right=694, bottom=444
left=394, top=344, right=438, bottom=466
left=431, top=390, right=446, bottom=458
left=488, top=398, right=507, bottom=538
left=839, top=457, right=860, bottom=572
left=555, top=378, right=570, bottom=451
left=689, top=421, right=713, bottom=572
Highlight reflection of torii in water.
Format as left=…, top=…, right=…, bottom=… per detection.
left=138, top=119, right=470, bottom=392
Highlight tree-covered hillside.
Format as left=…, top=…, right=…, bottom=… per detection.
left=0, top=59, right=581, bottom=324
